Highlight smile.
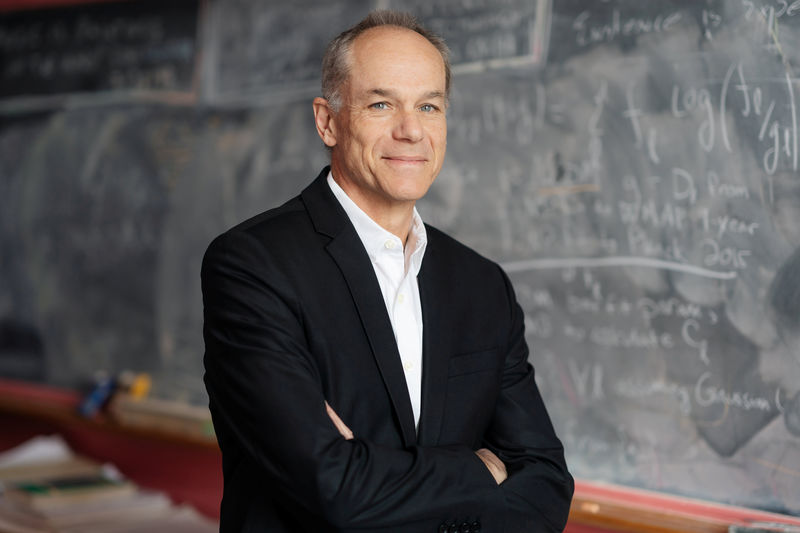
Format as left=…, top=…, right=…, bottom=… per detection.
left=383, top=156, right=427, bottom=163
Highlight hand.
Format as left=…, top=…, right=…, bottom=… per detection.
left=325, top=401, right=354, bottom=440
left=475, top=448, right=507, bottom=485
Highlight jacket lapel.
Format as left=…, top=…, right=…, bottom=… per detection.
left=416, top=236, right=449, bottom=446
left=302, top=169, right=417, bottom=447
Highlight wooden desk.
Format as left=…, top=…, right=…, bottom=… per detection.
left=567, top=479, right=800, bottom=533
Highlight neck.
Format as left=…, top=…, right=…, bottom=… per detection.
left=373, top=207, right=415, bottom=245
left=331, top=170, right=415, bottom=245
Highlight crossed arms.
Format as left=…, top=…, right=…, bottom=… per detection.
left=202, top=228, right=573, bottom=531
left=326, top=401, right=509, bottom=485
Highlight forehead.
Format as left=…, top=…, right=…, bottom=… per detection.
left=346, top=26, right=446, bottom=94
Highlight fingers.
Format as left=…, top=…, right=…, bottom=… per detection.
left=325, top=401, right=354, bottom=440
left=475, top=448, right=507, bottom=485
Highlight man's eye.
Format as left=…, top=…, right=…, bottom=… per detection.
left=420, top=104, right=437, bottom=112
left=370, top=102, right=388, bottom=110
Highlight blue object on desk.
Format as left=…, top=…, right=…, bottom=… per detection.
left=78, top=372, right=116, bottom=418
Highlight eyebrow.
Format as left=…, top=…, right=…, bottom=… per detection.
left=366, top=88, right=446, bottom=101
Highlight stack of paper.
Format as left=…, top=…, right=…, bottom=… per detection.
left=0, top=436, right=216, bottom=533
left=108, top=393, right=216, bottom=443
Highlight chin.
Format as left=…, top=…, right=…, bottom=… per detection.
left=393, top=183, right=435, bottom=203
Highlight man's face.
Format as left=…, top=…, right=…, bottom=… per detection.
left=322, top=26, right=448, bottom=216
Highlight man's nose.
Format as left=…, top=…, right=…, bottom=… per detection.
left=393, top=110, right=424, bottom=142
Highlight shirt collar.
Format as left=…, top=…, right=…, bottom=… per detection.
left=327, top=171, right=427, bottom=275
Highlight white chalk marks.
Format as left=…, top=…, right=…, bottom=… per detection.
left=502, top=255, right=737, bottom=280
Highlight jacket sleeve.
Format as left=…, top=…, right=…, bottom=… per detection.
left=486, top=267, right=575, bottom=532
left=202, top=230, right=505, bottom=530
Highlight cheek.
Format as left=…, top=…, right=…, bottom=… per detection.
left=351, top=129, right=381, bottom=157
left=343, top=137, right=372, bottom=169
left=431, top=137, right=447, bottom=165
left=436, top=131, right=447, bottom=151
left=429, top=122, right=447, bottom=149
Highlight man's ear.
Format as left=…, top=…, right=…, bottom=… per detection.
left=313, top=97, right=338, bottom=147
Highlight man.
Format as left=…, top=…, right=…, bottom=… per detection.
left=203, top=10, right=573, bottom=533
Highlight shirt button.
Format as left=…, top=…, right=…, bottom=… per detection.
left=398, top=293, right=405, bottom=303
left=403, top=360, right=414, bottom=371
left=384, top=240, right=396, bottom=249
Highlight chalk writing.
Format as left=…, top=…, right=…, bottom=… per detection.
left=722, top=62, right=796, bottom=180
left=701, top=8, right=723, bottom=40
left=698, top=209, right=759, bottom=239
left=502, top=256, right=737, bottom=280
left=671, top=83, right=715, bottom=152
left=572, top=9, right=682, bottom=47
left=614, top=378, right=692, bottom=415
left=568, top=360, right=604, bottom=400
left=695, top=372, right=774, bottom=412
left=700, top=238, right=752, bottom=270
left=0, top=2, right=196, bottom=98
left=526, top=312, right=554, bottom=339
left=626, top=225, right=687, bottom=263
left=414, top=0, right=536, bottom=64
left=638, top=297, right=703, bottom=322
left=589, top=326, right=674, bottom=350
left=515, top=285, right=555, bottom=310
left=682, top=319, right=710, bottom=365
left=707, top=171, right=750, bottom=200
left=614, top=373, right=781, bottom=416
left=742, top=0, right=800, bottom=21
left=563, top=323, right=587, bottom=343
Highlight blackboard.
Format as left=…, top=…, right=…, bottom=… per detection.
left=0, top=0, right=197, bottom=101
left=0, top=0, right=799, bottom=518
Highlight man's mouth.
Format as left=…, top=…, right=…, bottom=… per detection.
left=383, top=156, right=427, bottom=163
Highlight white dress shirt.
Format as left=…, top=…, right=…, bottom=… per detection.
left=327, top=172, right=427, bottom=429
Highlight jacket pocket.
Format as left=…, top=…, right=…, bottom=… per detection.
left=447, top=348, right=498, bottom=377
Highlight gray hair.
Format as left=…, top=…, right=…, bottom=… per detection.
left=321, top=10, right=451, bottom=112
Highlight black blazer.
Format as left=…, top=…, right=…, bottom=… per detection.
left=202, top=168, right=573, bottom=533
